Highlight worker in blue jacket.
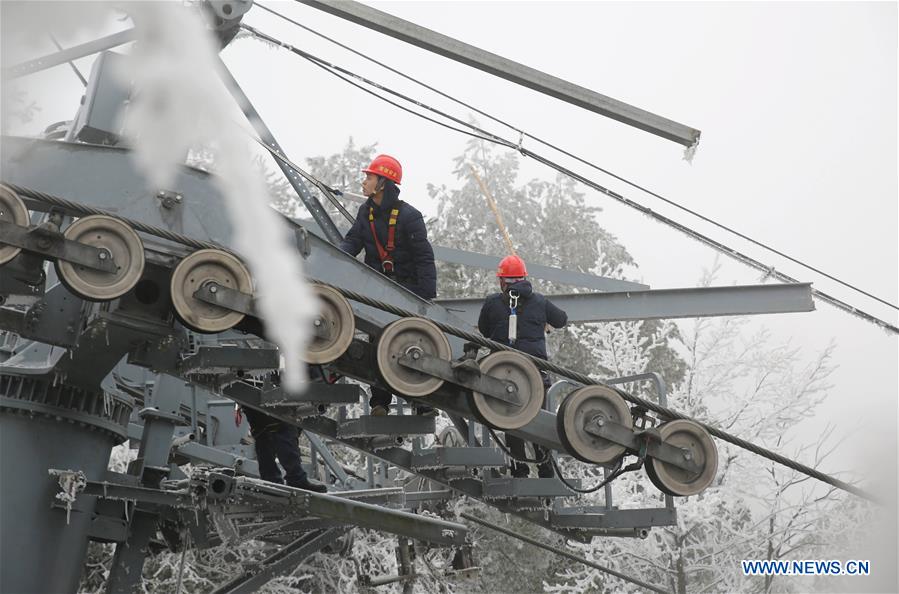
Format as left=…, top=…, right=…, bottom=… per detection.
left=478, top=255, right=568, bottom=478
left=340, top=155, right=437, bottom=416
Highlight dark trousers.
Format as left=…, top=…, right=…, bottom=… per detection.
left=370, top=386, right=392, bottom=409
left=244, top=408, right=307, bottom=486
left=506, top=371, right=553, bottom=477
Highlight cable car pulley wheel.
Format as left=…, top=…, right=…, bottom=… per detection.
left=170, top=248, right=253, bottom=333
left=557, top=384, right=633, bottom=465
left=376, top=317, right=451, bottom=397
left=55, top=215, right=145, bottom=301
left=468, top=351, right=544, bottom=430
left=305, top=284, right=355, bottom=364
left=645, top=419, right=718, bottom=497
left=0, top=185, right=29, bottom=265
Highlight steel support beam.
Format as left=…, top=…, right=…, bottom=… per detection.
left=215, top=60, right=344, bottom=245
left=297, top=0, right=700, bottom=147
left=212, top=529, right=347, bottom=594
left=435, top=283, right=815, bottom=325
left=2, top=29, right=136, bottom=80
left=432, top=246, right=648, bottom=291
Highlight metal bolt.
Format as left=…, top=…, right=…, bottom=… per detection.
left=411, top=351, right=421, bottom=360
left=98, top=251, right=108, bottom=260
left=209, top=285, right=218, bottom=294
left=506, top=384, right=515, bottom=393
left=313, top=319, right=322, bottom=326
left=683, top=450, right=693, bottom=461
left=594, top=417, right=605, bottom=427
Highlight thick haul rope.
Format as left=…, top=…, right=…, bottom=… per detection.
left=2, top=183, right=875, bottom=502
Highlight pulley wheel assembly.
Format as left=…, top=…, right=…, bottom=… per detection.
left=170, top=248, right=253, bottom=333
left=645, top=419, right=718, bottom=497
left=0, top=185, right=29, bottom=265
left=469, top=351, right=544, bottom=430
left=557, top=384, right=633, bottom=465
left=56, top=215, right=145, bottom=301
left=376, top=317, right=451, bottom=397
left=305, top=284, right=355, bottom=364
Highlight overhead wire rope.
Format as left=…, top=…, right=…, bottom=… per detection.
left=3, top=183, right=876, bottom=501
left=261, top=0, right=898, bottom=313
left=239, top=24, right=514, bottom=149
left=238, top=22, right=899, bottom=335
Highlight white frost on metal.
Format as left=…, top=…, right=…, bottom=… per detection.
left=682, top=138, right=700, bottom=164
left=50, top=469, right=87, bottom=525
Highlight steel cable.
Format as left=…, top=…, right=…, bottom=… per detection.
left=239, top=20, right=899, bottom=334
left=255, top=1, right=899, bottom=313
left=3, top=182, right=875, bottom=501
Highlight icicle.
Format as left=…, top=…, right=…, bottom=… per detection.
left=682, top=138, right=699, bottom=164
left=103, top=391, right=113, bottom=417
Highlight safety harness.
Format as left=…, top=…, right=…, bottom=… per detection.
left=507, top=289, right=519, bottom=344
left=369, top=204, right=401, bottom=275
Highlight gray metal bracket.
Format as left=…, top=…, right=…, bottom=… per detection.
left=193, top=282, right=257, bottom=317
left=482, top=477, right=580, bottom=499
left=398, top=350, right=521, bottom=406
left=411, top=447, right=506, bottom=469
left=0, top=220, right=118, bottom=272
left=179, top=345, right=280, bottom=374
left=338, top=415, right=436, bottom=438
left=2, top=29, right=136, bottom=80
left=260, top=382, right=363, bottom=406
left=582, top=419, right=702, bottom=474
left=549, top=506, right=676, bottom=531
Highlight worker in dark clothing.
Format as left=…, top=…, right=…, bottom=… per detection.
left=236, top=366, right=328, bottom=492
left=339, top=154, right=437, bottom=299
left=242, top=409, right=326, bottom=492
left=340, top=155, right=438, bottom=416
left=478, top=255, right=567, bottom=478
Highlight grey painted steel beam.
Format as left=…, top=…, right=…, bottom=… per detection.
left=436, top=283, right=815, bottom=325
left=215, top=61, right=344, bottom=245
left=2, top=29, right=136, bottom=80
left=433, top=245, right=648, bottom=291
left=298, top=0, right=700, bottom=147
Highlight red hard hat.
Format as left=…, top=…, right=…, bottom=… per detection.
left=362, top=154, right=402, bottom=184
left=496, top=255, right=527, bottom=278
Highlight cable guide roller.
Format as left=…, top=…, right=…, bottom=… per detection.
left=0, top=185, right=29, bottom=265
left=557, top=385, right=633, bottom=465
left=55, top=215, right=145, bottom=301
left=170, top=248, right=254, bottom=333
left=376, top=317, right=451, bottom=397
left=305, top=284, right=355, bottom=364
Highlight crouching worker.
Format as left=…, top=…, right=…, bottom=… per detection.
left=477, top=255, right=567, bottom=478
left=339, top=155, right=438, bottom=417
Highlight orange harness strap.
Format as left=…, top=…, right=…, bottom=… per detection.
left=369, top=206, right=401, bottom=273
